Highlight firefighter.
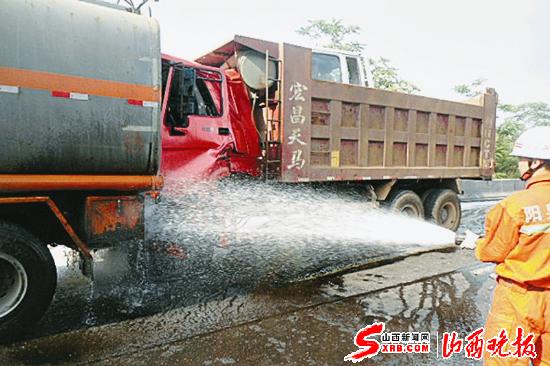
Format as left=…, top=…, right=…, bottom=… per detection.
left=462, top=126, right=550, bottom=365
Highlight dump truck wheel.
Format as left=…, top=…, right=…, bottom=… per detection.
left=421, top=188, right=437, bottom=206
left=0, top=221, right=57, bottom=343
left=424, top=189, right=461, bottom=231
left=386, top=190, right=424, bottom=218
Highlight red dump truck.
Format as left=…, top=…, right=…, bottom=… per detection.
left=0, top=0, right=162, bottom=339
left=160, top=35, right=498, bottom=231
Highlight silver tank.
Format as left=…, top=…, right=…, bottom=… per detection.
left=237, top=50, right=278, bottom=91
left=0, top=0, right=161, bottom=175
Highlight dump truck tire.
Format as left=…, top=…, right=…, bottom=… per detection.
left=421, top=188, right=437, bottom=205
left=0, top=221, right=57, bottom=343
left=424, top=189, right=461, bottom=231
left=386, top=190, right=424, bottom=218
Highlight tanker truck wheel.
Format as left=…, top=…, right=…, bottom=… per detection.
left=385, top=190, right=424, bottom=219
left=424, top=189, right=461, bottom=231
left=0, top=221, right=57, bottom=343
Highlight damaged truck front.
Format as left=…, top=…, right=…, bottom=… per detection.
left=0, top=0, right=162, bottom=340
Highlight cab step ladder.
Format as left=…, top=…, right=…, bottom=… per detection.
left=263, top=50, right=283, bottom=181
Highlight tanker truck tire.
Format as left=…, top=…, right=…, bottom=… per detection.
left=385, top=190, right=424, bottom=219
left=0, top=221, right=57, bottom=343
left=424, top=189, right=461, bottom=231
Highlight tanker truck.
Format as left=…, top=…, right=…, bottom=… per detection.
left=159, top=35, right=498, bottom=231
left=0, top=0, right=162, bottom=340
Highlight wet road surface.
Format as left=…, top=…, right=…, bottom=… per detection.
left=0, top=200, right=496, bottom=365
left=0, top=250, right=494, bottom=365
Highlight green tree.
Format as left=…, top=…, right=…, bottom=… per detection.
left=369, top=57, right=420, bottom=94
left=297, top=19, right=363, bottom=53
left=455, top=79, right=550, bottom=178
left=453, top=78, right=488, bottom=98
left=297, top=19, right=419, bottom=94
left=494, top=119, right=523, bottom=178
left=499, top=102, right=550, bottom=128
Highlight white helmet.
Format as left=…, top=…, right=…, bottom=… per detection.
left=511, top=126, right=550, bottom=160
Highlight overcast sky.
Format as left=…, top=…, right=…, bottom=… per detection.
left=144, top=0, right=549, bottom=106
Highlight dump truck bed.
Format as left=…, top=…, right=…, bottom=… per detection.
left=280, top=43, right=497, bottom=183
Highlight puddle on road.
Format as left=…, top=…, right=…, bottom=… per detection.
left=182, top=265, right=495, bottom=366
left=27, top=181, right=488, bottom=341
left=310, top=269, right=494, bottom=365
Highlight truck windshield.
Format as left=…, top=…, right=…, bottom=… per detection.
left=312, top=53, right=342, bottom=83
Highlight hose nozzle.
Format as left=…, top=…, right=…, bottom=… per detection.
left=454, top=230, right=480, bottom=249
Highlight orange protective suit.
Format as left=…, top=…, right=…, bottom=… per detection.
left=476, top=169, right=550, bottom=365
